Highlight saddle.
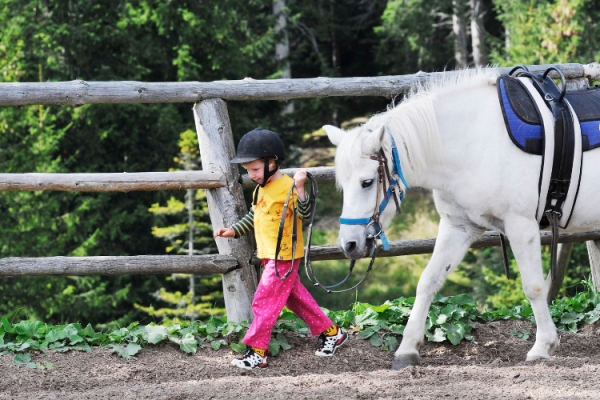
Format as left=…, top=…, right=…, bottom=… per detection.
left=499, top=75, right=600, bottom=155
left=497, top=66, right=600, bottom=230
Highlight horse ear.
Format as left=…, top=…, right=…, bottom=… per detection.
left=362, top=126, right=385, bottom=155
left=323, top=125, right=345, bottom=146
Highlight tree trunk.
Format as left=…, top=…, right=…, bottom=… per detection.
left=273, top=0, right=294, bottom=114
left=453, top=0, right=469, bottom=68
left=470, top=0, right=487, bottom=66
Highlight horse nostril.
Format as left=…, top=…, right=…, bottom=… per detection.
left=345, top=241, right=357, bottom=253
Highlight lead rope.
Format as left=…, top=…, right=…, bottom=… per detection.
left=499, top=234, right=511, bottom=280
left=273, top=183, right=298, bottom=279
left=545, top=210, right=561, bottom=283
left=304, top=171, right=382, bottom=293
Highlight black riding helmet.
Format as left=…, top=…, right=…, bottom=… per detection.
left=231, top=128, right=285, bottom=188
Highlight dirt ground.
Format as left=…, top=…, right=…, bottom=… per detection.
left=2, top=320, right=600, bottom=400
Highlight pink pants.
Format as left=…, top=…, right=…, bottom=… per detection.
left=242, top=258, right=333, bottom=350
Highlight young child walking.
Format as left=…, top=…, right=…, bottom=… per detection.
left=213, top=127, right=347, bottom=370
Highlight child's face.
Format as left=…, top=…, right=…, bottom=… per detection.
left=243, top=159, right=275, bottom=185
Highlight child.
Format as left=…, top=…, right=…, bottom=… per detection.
left=213, top=127, right=347, bottom=370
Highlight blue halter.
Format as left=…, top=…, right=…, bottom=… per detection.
left=339, top=127, right=410, bottom=251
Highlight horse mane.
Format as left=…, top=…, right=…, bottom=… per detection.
left=335, top=67, right=499, bottom=187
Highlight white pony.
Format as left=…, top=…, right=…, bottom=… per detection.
left=323, top=68, right=600, bottom=369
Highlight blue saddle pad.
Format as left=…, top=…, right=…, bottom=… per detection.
left=498, top=76, right=600, bottom=155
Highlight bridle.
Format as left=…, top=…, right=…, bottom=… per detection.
left=304, top=127, right=411, bottom=292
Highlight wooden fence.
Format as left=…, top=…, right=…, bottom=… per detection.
left=2, top=62, right=600, bottom=322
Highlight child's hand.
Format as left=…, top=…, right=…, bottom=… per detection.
left=294, top=170, right=307, bottom=187
left=213, top=228, right=235, bottom=238
left=294, top=170, right=307, bottom=201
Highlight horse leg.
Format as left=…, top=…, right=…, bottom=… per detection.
left=392, top=217, right=482, bottom=369
left=504, top=217, right=559, bottom=361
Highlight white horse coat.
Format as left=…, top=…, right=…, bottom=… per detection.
left=324, top=68, right=600, bottom=369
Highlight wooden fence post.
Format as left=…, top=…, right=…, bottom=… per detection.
left=193, top=99, right=258, bottom=323
left=586, top=240, right=600, bottom=292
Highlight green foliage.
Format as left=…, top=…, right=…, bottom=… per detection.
left=491, top=0, right=591, bottom=65
left=2, top=288, right=600, bottom=365
left=375, top=0, right=454, bottom=73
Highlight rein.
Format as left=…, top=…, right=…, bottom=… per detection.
left=272, top=178, right=300, bottom=279
left=304, top=128, right=410, bottom=293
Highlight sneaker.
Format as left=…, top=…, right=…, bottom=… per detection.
left=315, top=327, right=348, bottom=357
left=231, top=348, right=269, bottom=370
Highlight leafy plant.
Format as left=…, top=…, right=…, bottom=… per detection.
left=3, top=287, right=600, bottom=367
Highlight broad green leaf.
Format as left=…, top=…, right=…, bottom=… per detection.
left=13, top=353, right=36, bottom=368
left=109, top=328, right=129, bottom=341
left=72, top=342, right=92, bottom=352
left=390, top=324, right=405, bottom=335
left=125, top=343, right=142, bottom=357
left=63, top=325, right=79, bottom=338
left=68, top=334, right=84, bottom=345
left=169, top=333, right=197, bottom=354
left=369, top=335, right=384, bottom=347
left=561, top=311, right=583, bottom=325
left=53, top=346, right=73, bottom=353
left=275, top=333, right=291, bottom=350
left=445, top=323, right=466, bottom=345
left=46, top=328, right=66, bottom=343
left=448, top=294, right=477, bottom=307
left=49, top=341, right=65, bottom=350
left=1, top=318, right=13, bottom=333
left=383, top=335, right=398, bottom=352
left=585, top=305, right=600, bottom=325
left=80, top=324, right=96, bottom=338
left=354, top=308, right=380, bottom=328
left=370, top=304, right=390, bottom=313
left=435, top=313, right=448, bottom=325
left=108, top=344, right=131, bottom=359
left=268, top=340, right=280, bottom=357
left=510, top=329, right=531, bottom=340
left=358, top=327, right=376, bottom=339
left=230, top=342, right=246, bottom=353
left=427, top=328, right=446, bottom=343
left=42, top=361, right=57, bottom=370
left=146, top=325, right=168, bottom=344
left=211, top=340, right=227, bottom=351
left=15, top=321, right=43, bottom=338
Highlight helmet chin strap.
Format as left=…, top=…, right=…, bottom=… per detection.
left=258, top=157, right=278, bottom=188
left=251, top=157, right=279, bottom=204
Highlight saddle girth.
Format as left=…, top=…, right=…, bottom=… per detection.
left=500, top=65, right=584, bottom=282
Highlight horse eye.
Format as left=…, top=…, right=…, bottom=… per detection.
left=361, top=179, right=374, bottom=188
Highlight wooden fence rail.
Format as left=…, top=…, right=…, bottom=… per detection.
left=0, top=167, right=334, bottom=192
left=268, top=230, right=600, bottom=263
left=1, top=63, right=597, bottom=106
left=0, top=171, right=225, bottom=192
left=0, top=255, right=238, bottom=278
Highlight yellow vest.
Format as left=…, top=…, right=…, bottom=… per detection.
left=254, top=174, right=304, bottom=260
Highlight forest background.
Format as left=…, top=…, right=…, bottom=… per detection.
left=1, top=0, right=598, bottom=329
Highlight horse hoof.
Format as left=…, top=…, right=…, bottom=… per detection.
left=392, top=354, right=420, bottom=370
left=525, top=354, right=550, bottom=362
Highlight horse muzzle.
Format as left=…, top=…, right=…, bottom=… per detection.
left=338, top=222, right=379, bottom=260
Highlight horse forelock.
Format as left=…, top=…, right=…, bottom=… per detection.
left=334, top=126, right=376, bottom=189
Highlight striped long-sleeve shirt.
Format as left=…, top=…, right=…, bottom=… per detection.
left=232, top=196, right=312, bottom=238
